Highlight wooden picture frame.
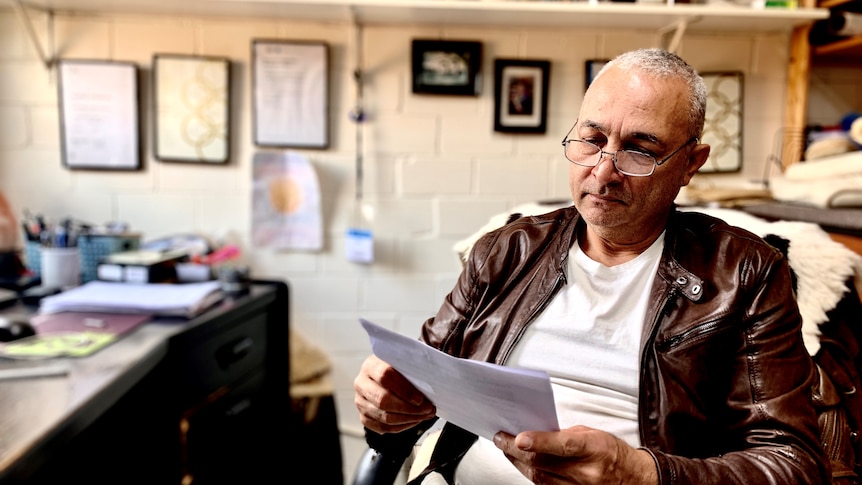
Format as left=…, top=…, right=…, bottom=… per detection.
left=153, top=54, right=231, bottom=164
left=699, top=71, right=744, bottom=173
left=493, top=59, right=550, bottom=134
left=411, top=39, right=482, bottom=96
left=252, top=39, right=329, bottom=149
left=57, top=60, right=141, bottom=170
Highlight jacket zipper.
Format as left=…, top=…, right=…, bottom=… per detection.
left=499, top=270, right=566, bottom=366
left=655, top=317, right=729, bottom=352
left=638, top=288, right=676, bottom=450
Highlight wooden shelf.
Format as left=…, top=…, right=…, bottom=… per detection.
left=18, top=0, right=827, bottom=31
left=818, top=0, right=862, bottom=11
left=811, top=0, right=862, bottom=61
left=814, top=35, right=862, bottom=61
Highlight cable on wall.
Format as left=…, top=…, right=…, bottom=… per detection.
left=12, top=0, right=55, bottom=69
left=345, top=11, right=374, bottom=264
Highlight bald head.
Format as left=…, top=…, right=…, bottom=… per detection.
left=592, top=48, right=707, bottom=140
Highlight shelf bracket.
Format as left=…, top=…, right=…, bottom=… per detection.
left=658, top=17, right=700, bottom=53
left=11, top=0, right=55, bottom=69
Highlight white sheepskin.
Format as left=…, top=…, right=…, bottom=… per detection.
left=687, top=207, right=862, bottom=356
left=453, top=201, right=572, bottom=264
left=454, top=203, right=862, bottom=357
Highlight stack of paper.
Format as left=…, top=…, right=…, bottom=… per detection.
left=39, top=281, right=224, bottom=317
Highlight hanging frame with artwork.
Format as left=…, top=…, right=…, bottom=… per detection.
left=411, top=39, right=482, bottom=96
left=153, top=54, right=231, bottom=164
left=493, top=59, right=550, bottom=134
left=699, top=71, right=743, bottom=173
left=584, top=59, right=609, bottom=91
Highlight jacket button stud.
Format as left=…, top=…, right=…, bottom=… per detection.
left=675, top=276, right=687, bottom=285
left=692, top=285, right=701, bottom=294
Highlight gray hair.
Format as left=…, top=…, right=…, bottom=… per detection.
left=594, top=48, right=707, bottom=139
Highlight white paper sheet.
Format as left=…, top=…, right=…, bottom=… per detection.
left=39, top=281, right=223, bottom=317
left=360, top=318, right=559, bottom=441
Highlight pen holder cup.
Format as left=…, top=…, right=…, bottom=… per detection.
left=40, top=247, right=80, bottom=289
left=24, top=241, right=41, bottom=275
left=78, top=234, right=140, bottom=283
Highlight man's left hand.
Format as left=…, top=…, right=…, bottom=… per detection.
left=493, top=425, right=659, bottom=485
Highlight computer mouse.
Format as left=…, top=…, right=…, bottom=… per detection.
left=0, top=316, right=36, bottom=342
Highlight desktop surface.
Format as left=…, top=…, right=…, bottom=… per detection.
left=0, top=281, right=289, bottom=484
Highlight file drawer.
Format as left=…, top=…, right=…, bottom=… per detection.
left=177, top=312, right=268, bottom=397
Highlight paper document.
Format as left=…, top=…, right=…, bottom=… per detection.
left=360, top=318, right=559, bottom=441
left=39, top=281, right=224, bottom=317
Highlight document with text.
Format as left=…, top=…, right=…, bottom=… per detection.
left=360, top=318, right=559, bottom=441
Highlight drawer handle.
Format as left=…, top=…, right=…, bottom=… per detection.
left=215, top=336, right=254, bottom=370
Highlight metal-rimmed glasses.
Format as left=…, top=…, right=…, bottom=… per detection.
left=562, top=130, right=698, bottom=177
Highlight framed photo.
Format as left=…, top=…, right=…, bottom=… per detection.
left=57, top=60, right=141, bottom=170
left=585, top=59, right=609, bottom=91
left=153, top=54, right=231, bottom=164
left=699, top=71, right=744, bottom=173
left=493, top=59, right=550, bottom=134
left=252, top=39, right=329, bottom=149
left=411, top=39, right=482, bottom=96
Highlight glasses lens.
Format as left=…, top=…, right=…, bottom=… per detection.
left=565, top=140, right=601, bottom=166
left=615, top=151, right=656, bottom=175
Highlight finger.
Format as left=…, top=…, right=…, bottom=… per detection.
left=357, top=356, right=435, bottom=413
left=494, top=432, right=569, bottom=484
left=373, top=362, right=431, bottom=407
left=354, top=357, right=436, bottom=434
left=517, top=426, right=594, bottom=457
left=355, top=395, right=430, bottom=433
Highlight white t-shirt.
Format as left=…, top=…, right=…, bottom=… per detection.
left=453, top=233, right=665, bottom=484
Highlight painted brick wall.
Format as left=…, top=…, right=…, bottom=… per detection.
left=1, top=8, right=857, bottom=483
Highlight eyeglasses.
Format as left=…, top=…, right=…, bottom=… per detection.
left=561, top=132, right=698, bottom=177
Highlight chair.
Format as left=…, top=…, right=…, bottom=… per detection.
left=351, top=205, right=862, bottom=485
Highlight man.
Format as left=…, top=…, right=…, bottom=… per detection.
left=354, top=48, right=830, bottom=484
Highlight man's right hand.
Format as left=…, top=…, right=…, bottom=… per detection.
left=354, top=354, right=437, bottom=433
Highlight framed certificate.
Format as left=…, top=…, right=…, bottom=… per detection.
left=252, top=39, right=329, bottom=149
left=153, top=54, right=231, bottom=164
left=57, top=60, right=141, bottom=170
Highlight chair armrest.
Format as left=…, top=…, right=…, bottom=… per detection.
left=352, top=419, right=439, bottom=485
left=352, top=447, right=408, bottom=485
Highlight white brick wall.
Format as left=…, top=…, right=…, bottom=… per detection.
left=2, top=7, right=859, bottom=483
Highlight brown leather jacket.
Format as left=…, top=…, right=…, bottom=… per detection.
left=415, top=206, right=831, bottom=484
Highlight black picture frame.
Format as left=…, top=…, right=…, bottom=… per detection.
left=252, top=39, right=330, bottom=149
left=585, top=59, right=609, bottom=91
left=493, top=58, right=550, bottom=134
left=153, top=54, right=231, bottom=164
left=57, top=59, right=141, bottom=171
left=411, top=39, right=482, bottom=96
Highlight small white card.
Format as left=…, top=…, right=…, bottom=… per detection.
left=346, top=228, right=373, bottom=263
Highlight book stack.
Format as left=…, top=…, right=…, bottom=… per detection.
left=96, top=249, right=189, bottom=284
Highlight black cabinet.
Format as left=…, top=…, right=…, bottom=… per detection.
left=4, top=281, right=290, bottom=485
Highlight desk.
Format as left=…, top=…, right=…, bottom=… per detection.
left=0, top=281, right=289, bottom=484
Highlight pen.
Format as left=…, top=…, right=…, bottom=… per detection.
left=55, top=225, right=67, bottom=248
